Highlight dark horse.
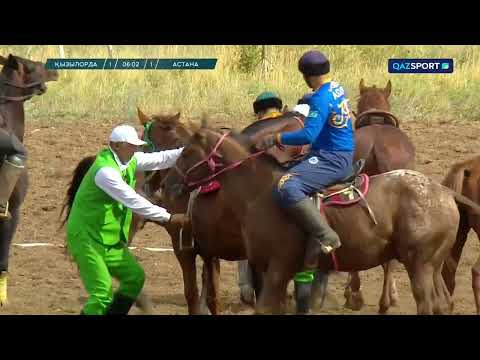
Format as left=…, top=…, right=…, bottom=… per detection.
left=441, top=155, right=480, bottom=314
left=0, top=54, right=58, bottom=306
left=344, top=79, right=416, bottom=313
left=162, top=123, right=480, bottom=314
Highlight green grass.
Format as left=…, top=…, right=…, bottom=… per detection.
left=1, top=45, right=479, bottom=127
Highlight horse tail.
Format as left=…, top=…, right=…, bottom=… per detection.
left=59, top=155, right=96, bottom=228
left=442, top=162, right=467, bottom=194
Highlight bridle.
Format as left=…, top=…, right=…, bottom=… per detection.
left=173, top=131, right=266, bottom=189
left=0, top=74, right=46, bottom=103
left=354, top=108, right=400, bottom=129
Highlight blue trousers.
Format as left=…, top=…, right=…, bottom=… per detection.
left=273, top=150, right=354, bottom=208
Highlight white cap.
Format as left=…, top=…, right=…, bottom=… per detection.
left=293, top=104, right=310, bottom=118
left=109, top=125, right=147, bottom=146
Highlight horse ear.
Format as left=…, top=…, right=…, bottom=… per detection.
left=384, top=80, right=392, bottom=98
left=172, top=112, right=181, bottom=123
left=359, top=78, right=366, bottom=94
left=137, top=107, right=150, bottom=125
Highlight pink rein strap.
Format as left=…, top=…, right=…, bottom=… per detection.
left=185, top=131, right=266, bottom=188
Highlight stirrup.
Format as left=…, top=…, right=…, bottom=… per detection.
left=320, top=239, right=341, bottom=255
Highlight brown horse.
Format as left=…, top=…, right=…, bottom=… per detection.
left=344, top=79, right=416, bottom=313
left=137, top=111, right=308, bottom=314
left=441, top=155, right=480, bottom=314
left=161, top=123, right=480, bottom=315
left=0, top=54, right=58, bottom=306
left=128, top=109, right=184, bottom=241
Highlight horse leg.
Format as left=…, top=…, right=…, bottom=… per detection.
left=203, top=257, right=221, bottom=315
left=378, top=260, right=398, bottom=314
left=251, top=265, right=263, bottom=306
left=405, top=261, right=435, bottom=315
left=442, top=212, right=470, bottom=295
left=433, top=265, right=453, bottom=315
left=238, top=260, right=255, bottom=306
left=471, top=221, right=480, bottom=315
left=175, top=249, right=203, bottom=315
left=0, top=208, right=19, bottom=307
left=255, top=263, right=290, bottom=315
left=344, top=271, right=365, bottom=311
left=311, top=271, right=329, bottom=310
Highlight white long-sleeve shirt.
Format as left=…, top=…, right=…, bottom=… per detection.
left=94, top=147, right=183, bottom=223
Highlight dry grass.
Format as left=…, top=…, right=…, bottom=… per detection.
left=1, top=45, right=479, bottom=127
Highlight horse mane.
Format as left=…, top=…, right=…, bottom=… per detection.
left=215, top=129, right=285, bottom=172
left=151, top=114, right=177, bottom=123
left=241, top=112, right=301, bottom=137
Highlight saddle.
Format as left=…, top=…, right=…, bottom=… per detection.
left=311, top=159, right=378, bottom=225
left=312, top=159, right=369, bottom=205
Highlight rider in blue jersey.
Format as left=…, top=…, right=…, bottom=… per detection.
left=256, top=50, right=355, bottom=271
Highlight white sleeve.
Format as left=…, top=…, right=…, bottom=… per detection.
left=135, top=148, right=184, bottom=172
left=94, top=167, right=171, bottom=223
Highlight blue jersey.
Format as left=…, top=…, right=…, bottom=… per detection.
left=280, top=80, right=355, bottom=152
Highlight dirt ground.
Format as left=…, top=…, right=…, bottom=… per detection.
left=1, top=117, right=480, bottom=315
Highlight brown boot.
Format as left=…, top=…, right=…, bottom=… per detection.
left=285, top=198, right=341, bottom=270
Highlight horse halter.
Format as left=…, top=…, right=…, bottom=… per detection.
left=174, top=131, right=265, bottom=189
left=0, top=76, right=46, bottom=103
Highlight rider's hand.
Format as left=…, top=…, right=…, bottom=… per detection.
left=255, top=133, right=281, bottom=151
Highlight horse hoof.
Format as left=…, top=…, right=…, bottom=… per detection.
left=378, top=304, right=389, bottom=314
left=240, top=286, right=255, bottom=307
left=344, top=291, right=364, bottom=311
left=198, top=304, right=211, bottom=315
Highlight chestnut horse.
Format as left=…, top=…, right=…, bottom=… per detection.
left=441, top=155, right=480, bottom=314
left=151, top=112, right=308, bottom=314
left=344, top=79, right=416, bottom=313
left=0, top=54, right=58, bottom=306
left=162, top=124, right=480, bottom=314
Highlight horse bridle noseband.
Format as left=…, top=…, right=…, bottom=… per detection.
left=0, top=77, right=47, bottom=103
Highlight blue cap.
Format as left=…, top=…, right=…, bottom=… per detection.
left=298, top=50, right=330, bottom=76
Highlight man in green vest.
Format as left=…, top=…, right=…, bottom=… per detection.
left=66, top=124, right=188, bottom=315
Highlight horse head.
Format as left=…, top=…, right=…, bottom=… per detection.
left=356, top=79, right=399, bottom=128
left=0, top=54, right=58, bottom=100
left=136, top=107, right=184, bottom=151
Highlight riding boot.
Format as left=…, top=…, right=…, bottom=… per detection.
left=0, top=271, right=8, bottom=306
left=106, top=293, right=136, bottom=315
left=0, top=155, right=25, bottom=220
left=294, top=279, right=312, bottom=314
left=285, top=198, right=341, bottom=270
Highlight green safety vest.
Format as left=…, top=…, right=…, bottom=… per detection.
left=67, top=148, right=137, bottom=246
